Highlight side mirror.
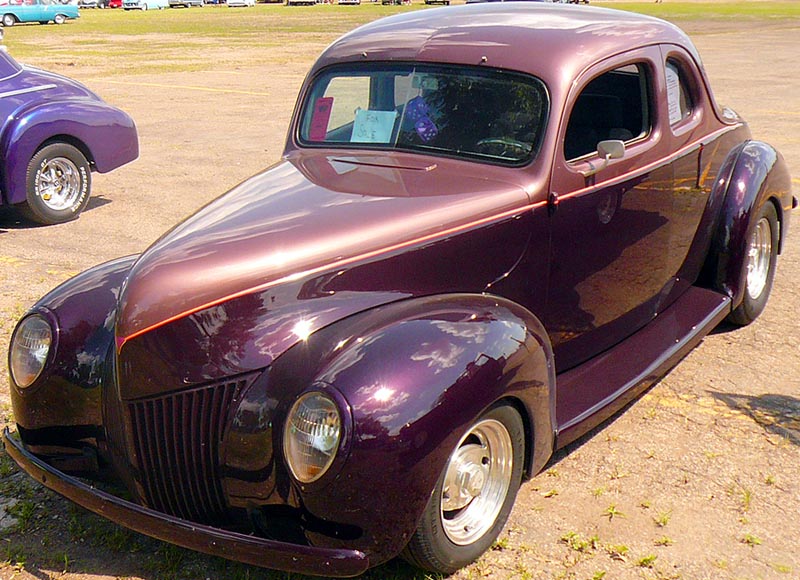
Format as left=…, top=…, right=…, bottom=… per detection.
left=597, top=139, right=625, bottom=160
left=580, top=139, right=626, bottom=178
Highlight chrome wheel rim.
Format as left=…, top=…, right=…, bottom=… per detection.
left=746, top=216, right=772, bottom=301
left=36, top=157, right=82, bottom=212
left=440, top=418, right=513, bottom=545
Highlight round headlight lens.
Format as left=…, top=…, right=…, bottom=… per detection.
left=284, top=391, right=342, bottom=484
left=9, top=314, right=53, bottom=389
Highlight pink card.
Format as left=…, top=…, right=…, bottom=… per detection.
left=309, top=97, right=334, bottom=141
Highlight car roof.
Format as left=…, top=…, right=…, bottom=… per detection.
left=311, top=4, right=698, bottom=86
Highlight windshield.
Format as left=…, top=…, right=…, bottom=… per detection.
left=298, top=64, right=548, bottom=165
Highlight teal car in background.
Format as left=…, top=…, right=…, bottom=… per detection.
left=0, top=0, right=79, bottom=26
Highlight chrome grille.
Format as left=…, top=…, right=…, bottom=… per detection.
left=128, top=374, right=256, bottom=523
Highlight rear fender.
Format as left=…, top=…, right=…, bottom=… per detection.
left=280, top=294, right=555, bottom=564
left=1, top=100, right=138, bottom=205
left=705, top=140, right=792, bottom=309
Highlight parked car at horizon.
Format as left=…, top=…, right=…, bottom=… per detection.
left=3, top=3, right=795, bottom=577
left=122, top=0, right=167, bottom=9
left=80, top=0, right=122, bottom=7
left=0, top=49, right=137, bottom=224
left=226, top=0, right=253, bottom=6
left=168, top=0, right=202, bottom=7
left=0, top=0, right=79, bottom=25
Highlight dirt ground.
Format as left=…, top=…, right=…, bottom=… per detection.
left=0, top=8, right=798, bottom=580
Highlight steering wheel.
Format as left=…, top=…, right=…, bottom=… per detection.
left=475, top=137, right=532, bottom=158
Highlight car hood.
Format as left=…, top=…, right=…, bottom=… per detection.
left=116, top=151, right=532, bottom=344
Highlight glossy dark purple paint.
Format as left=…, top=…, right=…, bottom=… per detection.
left=0, top=51, right=138, bottom=206
left=6, top=4, right=795, bottom=576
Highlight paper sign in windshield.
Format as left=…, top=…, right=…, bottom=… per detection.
left=665, top=66, right=682, bottom=125
left=352, top=109, right=397, bottom=143
left=309, top=97, right=334, bottom=141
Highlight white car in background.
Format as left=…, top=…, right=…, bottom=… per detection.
left=227, top=0, right=254, bottom=5
left=122, top=0, right=167, bottom=9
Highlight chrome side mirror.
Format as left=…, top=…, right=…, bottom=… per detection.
left=580, top=139, right=626, bottom=178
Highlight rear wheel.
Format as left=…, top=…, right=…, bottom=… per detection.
left=403, top=404, right=524, bottom=574
left=728, top=202, right=779, bottom=325
left=2, top=14, right=16, bottom=26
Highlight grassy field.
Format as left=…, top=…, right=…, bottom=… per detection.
left=4, top=2, right=800, bottom=74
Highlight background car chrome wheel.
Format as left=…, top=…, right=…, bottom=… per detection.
left=728, top=202, right=779, bottom=326
left=22, top=143, right=92, bottom=225
left=403, top=404, right=524, bottom=574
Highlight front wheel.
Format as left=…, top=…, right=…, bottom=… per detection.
left=21, top=143, right=92, bottom=225
left=54, top=13, right=66, bottom=24
left=403, top=404, right=525, bottom=574
left=728, top=202, right=779, bottom=325
left=2, top=13, right=16, bottom=26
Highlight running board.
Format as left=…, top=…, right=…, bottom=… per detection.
left=555, top=286, right=731, bottom=449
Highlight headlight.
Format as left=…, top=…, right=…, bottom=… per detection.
left=284, top=391, right=341, bottom=484
left=9, top=314, right=53, bottom=389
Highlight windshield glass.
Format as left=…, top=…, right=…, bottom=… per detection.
left=298, top=64, right=548, bottom=165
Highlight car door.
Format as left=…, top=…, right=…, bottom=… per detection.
left=545, top=48, right=677, bottom=374
left=33, top=0, right=50, bottom=21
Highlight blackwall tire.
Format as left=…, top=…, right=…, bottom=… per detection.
left=402, top=404, right=525, bottom=574
left=21, top=143, right=92, bottom=226
left=727, top=202, right=779, bottom=326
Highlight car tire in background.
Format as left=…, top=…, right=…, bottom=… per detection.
left=403, top=403, right=525, bottom=574
left=22, top=143, right=92, bottom=225
left=727, top=202, right=779, bottom=326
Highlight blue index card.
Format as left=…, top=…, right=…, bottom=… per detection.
left=351, top=109, right=398, bottom=143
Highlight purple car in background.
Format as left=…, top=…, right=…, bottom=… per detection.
left=0, top=47, right=137, bottom=224
left=3, top=3, right=796, bottom=577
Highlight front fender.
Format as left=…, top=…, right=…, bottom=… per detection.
left=706, top=140, right=793, bottom=309
left=1, top=99, right=138, bottom=205
left=9, top=255, right=138, bottom=441
left=288, top=294, right=555, bottom=565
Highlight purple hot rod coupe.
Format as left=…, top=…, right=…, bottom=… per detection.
left=0, top=47, right=138, bottom=224
left=3, top=4, right=796, bottom=576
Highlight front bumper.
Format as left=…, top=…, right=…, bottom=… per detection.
left=2, top=428, right=369, bottom=578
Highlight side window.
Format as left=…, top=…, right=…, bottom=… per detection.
left=665, top=59, right=694, bottom=125
left=564, top=64, right=650, bottom=161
